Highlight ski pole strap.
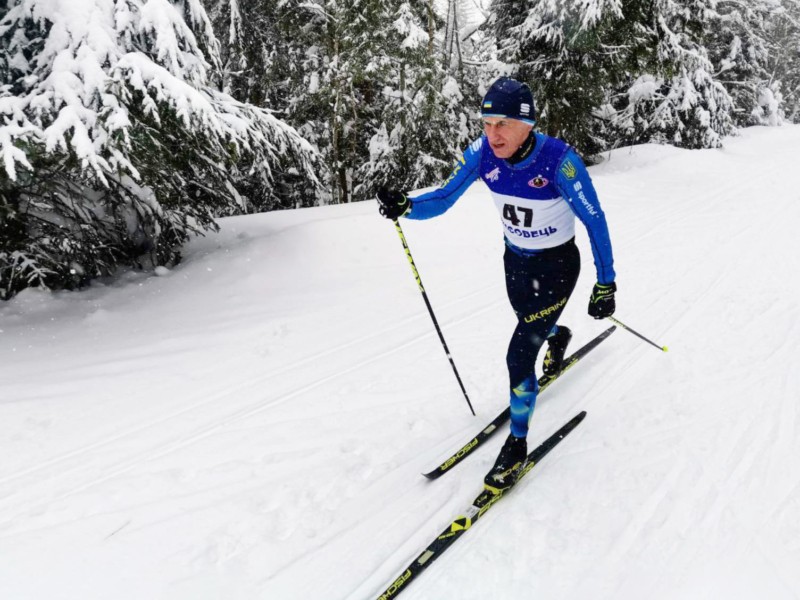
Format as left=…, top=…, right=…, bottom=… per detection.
left=607, top=316, right=668, bottom=352
left=393, top=220, right=476, bottom=416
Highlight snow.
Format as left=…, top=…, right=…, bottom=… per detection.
left=394, top=4, right=429, bottom=50
left=2, top=125, right=800, bottom=599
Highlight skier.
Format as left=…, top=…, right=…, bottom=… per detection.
left=376, top=77, right=616, bottom=492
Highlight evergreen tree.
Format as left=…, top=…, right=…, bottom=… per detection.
left=206, top=0, right=484, bottom=204
left=0, top=0, right=319, bottom=299
left=355, top=1, right=476, bottom=197
left=709, top=0, right=777, bottom=126
left=770, top=0, right=800, bottom=122
left=494, top=0, right=738, bottom=152
left=497, top=0, right=634, bottom=155
left=201, top=0, right=323, bottom=210
left=249, top=0, right=480, bottom=203
left=705, top=0, right=800, bottom=126
left=643, top=0, right=735, bottom=148
left=225, top=0, right=397, bottom=205
left=319, top=0, right=395, bottom=204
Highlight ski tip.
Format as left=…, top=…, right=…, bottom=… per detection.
left=575, top=410, right=588, bottom=422
left=422, top=470, right=442, bottom=480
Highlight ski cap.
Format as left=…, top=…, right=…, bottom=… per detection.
left=481, top=77, right=535, bottom=125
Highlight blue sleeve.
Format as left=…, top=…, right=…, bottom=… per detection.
left=405, top=137, right=483, bottom=220
left=555, top=149, right=616, bottom=284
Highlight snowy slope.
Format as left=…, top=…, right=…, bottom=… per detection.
left=2, top=125, right=800, bottom=600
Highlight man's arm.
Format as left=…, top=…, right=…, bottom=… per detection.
left=404, top=137, right=484, bottom=220
left=555, top=149, right=616, bottom=284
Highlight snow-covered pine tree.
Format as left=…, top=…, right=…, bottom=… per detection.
left=240, top=0, right=393, bottom=205
left=354, top=1, right=476, bottom=197
left=199, top=0, right=324, bottom=210
left=613, top=0, right=735, bottom=149
left=199, top=0, right=245, bottom=96
left=497, top=0, right=630, bottom=155
left=703, top=0, right=800, bottom=126
left=495, top=0, right=738, bottom=152
left=768, top=0, right=800, bottom=122
left=252, top=0, right=474, bottom=204
left=707, top=0, right=777, bottom=126
left=0, top=0, right=319, bottom=298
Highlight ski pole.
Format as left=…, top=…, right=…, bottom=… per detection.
left=392, top=219, right=476, bottom=416
left=607, top=316, right=668, bottom=352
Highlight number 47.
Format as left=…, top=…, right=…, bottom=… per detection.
left=503, top=204, right=533, bottom=227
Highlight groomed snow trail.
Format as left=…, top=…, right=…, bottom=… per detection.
left=1, top=126, right=799, bottom=600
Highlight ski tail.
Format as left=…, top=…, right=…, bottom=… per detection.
left=375, top=411, right=587, bottom=600
left=422, top=326, right=614, bottom=479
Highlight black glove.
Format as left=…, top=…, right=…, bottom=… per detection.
left=377, top=188, right=411, bottom=220
left=588, top=281, right=616, bottom=319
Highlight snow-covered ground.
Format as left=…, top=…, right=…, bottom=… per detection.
left=2, top=125, right=800, bottom=600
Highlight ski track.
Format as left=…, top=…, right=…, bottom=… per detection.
left=365, top=128, right=800, bottom=599
left=2, top=126, right=800, bottom=600
left=0, top=282, right=502, bottom=531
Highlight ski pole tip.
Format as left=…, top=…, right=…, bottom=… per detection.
left=662, top=346, right=669, bottom=352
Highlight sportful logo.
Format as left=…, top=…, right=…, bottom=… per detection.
left=485, top=167, right=501, bottom=182
left=520, top=103, right=531, bottom=116
left=572, top=181, right=598, bottom=216
left=560, top=160, right=577, bottom=180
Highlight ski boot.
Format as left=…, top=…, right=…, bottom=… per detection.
left=543, top=325, right=572, bottom=377
left=484, top=433, right=527, bottom=493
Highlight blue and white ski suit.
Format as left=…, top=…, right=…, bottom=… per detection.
left=404, top=132, right=615, bottom=436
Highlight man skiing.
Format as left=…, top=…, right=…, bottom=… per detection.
left=376, top=76, right=616, bottom=492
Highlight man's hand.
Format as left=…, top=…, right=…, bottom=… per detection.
left=377, top=188, right=411, bottom=220
left=588, top=282, right=616, bottom=319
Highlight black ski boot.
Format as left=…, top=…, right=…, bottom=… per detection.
left=484, top=433, right=527, bottom=493
left=543, top=325, right=573, bottom=377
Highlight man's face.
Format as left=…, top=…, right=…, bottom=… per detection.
left=483, top=117, right=533, bottom=159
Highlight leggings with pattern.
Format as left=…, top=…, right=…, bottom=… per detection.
left=504, top=238, right=580, bottom=437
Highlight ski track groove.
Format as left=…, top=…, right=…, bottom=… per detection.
left=614, top=153, right=787, bottom=256
left=350, top=155, right=789, bottom=596
left=262, top=479, right=450, bottom=600
left=603, top=456, right=687, bottom=568
left=354, top=481, right=463, bottom=600
left=0, top=287, right=501, bottom=490
left=754, top=383, right=800, bottom=530
left=697, top=414, right=767, bottom=533
left=5, top=130, right=800, bottom=599
left=0, top=291, right=507, bottom=529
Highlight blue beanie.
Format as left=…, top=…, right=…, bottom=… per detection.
left=481, top=77, right=535, bottom=124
